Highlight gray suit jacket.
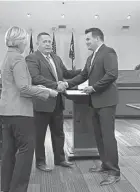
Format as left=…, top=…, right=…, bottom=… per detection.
left=26, top=50, right=81, bottom=112
left=0, top=47, right=50, bottom=116
left=67, top=44, right=119, bottom=108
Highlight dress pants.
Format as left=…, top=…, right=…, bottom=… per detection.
left=35, top=95, right=65, bottom=165
left=34, top=109, right=65, bottom=165
left=92, top=105, right=120, bottom=176
left=1, top=116, right=35, bottom=192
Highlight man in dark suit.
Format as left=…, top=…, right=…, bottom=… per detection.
left=60, top=28, right=120, bottom=185
left=26, top=32, right=81, bottom=172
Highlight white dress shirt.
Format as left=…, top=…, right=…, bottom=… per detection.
left=90, top=43, right=104, bottom=68
left=41, top=52, right=58, bottom=81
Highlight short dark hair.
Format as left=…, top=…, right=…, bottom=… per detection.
left=85, top=28, right=104, bottom=41
left=37, top=32, right=50, bottom=41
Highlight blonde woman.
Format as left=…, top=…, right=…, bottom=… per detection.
left=0, top=26, right=58, bottom=192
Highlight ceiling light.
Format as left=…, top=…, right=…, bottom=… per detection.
left=94, top=15, right=99, bottom=19
left=127, top=15, right=131, bottom=19
left=27, top=13, right=31, bottom=18
left=61, top=14, right=65, bottom=19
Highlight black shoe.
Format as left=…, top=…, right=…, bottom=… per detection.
left=55, top=161, right=73, bottom=168
left=89, top=166, right=108, bottom=173
left=100, top=175, right=120, bottom=186
left=36, top=164, right=53, bottom=172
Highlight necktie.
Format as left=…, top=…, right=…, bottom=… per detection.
left=90, top=52, right=96, bottom=69
left=46, top=55, right=58, bottom=81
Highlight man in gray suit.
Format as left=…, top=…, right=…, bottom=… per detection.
left=26, top=32, right=81, bottom=171
left=60, top=28, right=120, bottom=185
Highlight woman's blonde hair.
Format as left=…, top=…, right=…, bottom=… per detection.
left=5, top=26, right=28, bottom=47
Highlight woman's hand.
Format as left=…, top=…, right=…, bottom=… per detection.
left=49, top=89, right=58, bottom=97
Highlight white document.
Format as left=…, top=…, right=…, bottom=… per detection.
left=66, top=90, right=87, bottom=95
left=126, top=103, right=140, bottom=109
left=78, top=80, right=88, bottom=90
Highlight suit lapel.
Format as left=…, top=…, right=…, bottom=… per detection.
left=88, top=44, right=105, bottom=76
left=36, top=50, right=56, bottom=80
left=50, top=53, right=62, bottom=80
left=88, top=51, right=99, bottom=76
left=50, top=53, right=59, bottom=73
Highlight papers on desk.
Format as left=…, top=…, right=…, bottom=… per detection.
left=126, top=103, right=140, bottom=109
left=66, top=90, right=87, bottom=95
left=78, top=80, right=88, bottom=90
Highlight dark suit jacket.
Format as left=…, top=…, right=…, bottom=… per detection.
left=67, top=44, right=119, bottom=108
left=25, top=50, right=81, bottom=112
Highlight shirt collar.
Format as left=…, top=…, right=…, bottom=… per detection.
left=38, top=49, right=51, bottom=58
left=94, top=43, right=104, bottom=54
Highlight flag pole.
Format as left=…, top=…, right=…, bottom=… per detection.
left=72, top=28, right=74, bottom=70
left=72, top=59, right=74, bottom=70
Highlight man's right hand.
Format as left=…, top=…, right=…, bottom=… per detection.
left=57, top=81, right=68, bottom=92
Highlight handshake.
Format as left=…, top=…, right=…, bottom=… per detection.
left=37, top=81, right=68, bottom=98
left=57, top=81, right=69, bottom=93
left=37, top=83, right=95, bottom=98
left=48, top=81, right=68, bottom=97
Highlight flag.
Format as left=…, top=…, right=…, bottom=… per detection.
left=69, top=32, right=75, bottom=69
left=29, top=33, right=34, bottom=54
left=52, top=32, right=56, bottom=54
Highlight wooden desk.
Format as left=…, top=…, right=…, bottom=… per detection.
left=116, top=87, right=140, bottom=118
left=65, top=90, right=98, bottom=159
